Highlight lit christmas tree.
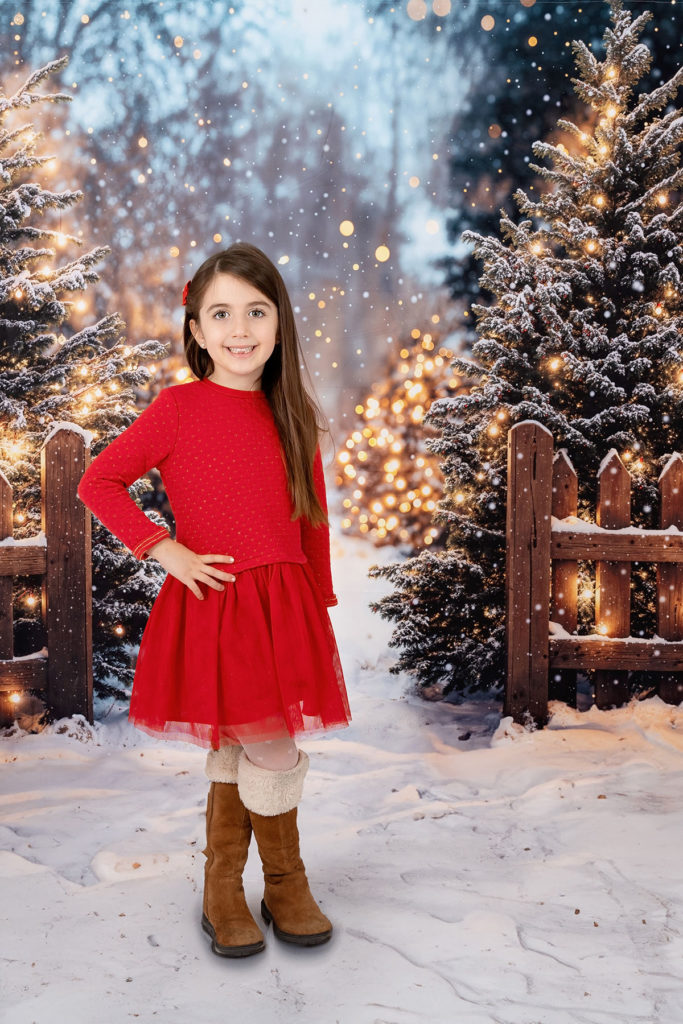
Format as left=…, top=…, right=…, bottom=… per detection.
left=336, top=315, right=468, bottom=552
left=369, top=0, right=683, bottom=699
left=0, top=58, right=169, bottom=707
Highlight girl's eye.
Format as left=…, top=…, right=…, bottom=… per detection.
left=212, top=309, right=266, bottom=319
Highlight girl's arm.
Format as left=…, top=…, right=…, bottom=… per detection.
left=300, top=444, right=338, bottom=607
left=77, top=388, right=178, bottom=561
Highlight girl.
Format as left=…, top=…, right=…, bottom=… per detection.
left=77, top=242, right=352, bottom=958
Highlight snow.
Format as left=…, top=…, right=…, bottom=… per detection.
left=41, top=420, right=93, bottom=448
left=3, top=516, right=683, bottom=1023
left=552, top=513, right=683, bottom=536
left=659, top=452, right=683, bottom=482
left=0, top=530, right=46, bottom=547
left=515, top=419, right=553, bottom=436
left=550, top=619, right=679, bottom=645
left=3, top=645, right=48, bottom=661
left=598, top=447, right=621, bottom=477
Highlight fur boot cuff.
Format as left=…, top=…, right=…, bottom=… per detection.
left=237, top=749, right=309, bottom=816
left=205, top=744, right=242, bottom=783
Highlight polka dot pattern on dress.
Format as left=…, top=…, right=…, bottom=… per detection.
left=76, top=377, right=338, bottom=606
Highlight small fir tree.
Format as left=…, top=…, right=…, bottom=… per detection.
left=369, top=0, right=683, bottom=698
left=0, top=58, right=169, bottom=705
left=335, top=314, right=468, bottom=553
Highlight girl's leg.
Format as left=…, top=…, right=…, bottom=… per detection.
left=235, top=742, right=332, bottom=945
left=202, top=742, right=265, bottom=958
left=240, top=736, right=299, bottom=771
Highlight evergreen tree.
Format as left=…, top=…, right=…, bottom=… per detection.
left=369, top=0, right=683, bottom=699
left=335, top=307, right=466, bottom=553
left=435, top=1, right=683, bottom=310
left=0, top=58, right=169, bottom=705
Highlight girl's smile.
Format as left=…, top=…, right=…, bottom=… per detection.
left=190, top=273, right=278, bottom=390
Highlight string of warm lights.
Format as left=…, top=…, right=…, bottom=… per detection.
left=336, top=326, right=466, bottom=548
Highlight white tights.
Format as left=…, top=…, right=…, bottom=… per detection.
left=239, top=736, right=299, bottom=772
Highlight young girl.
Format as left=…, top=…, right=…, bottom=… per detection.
left=77, top=242, right=352, bottom=958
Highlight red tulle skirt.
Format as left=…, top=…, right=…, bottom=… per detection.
left=129, top=560, right=351, bottom=750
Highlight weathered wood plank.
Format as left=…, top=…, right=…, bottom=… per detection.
left=0, top=545, right=48, bottom=575
left=551, top=531, right=683, bottom=561
left=0, top=470, right=12, bottom=662
left=595, top=451, right=631, bottom=708
left=550, top=636, right=683, bottom=671
left=42, top=429, right=93, bottom=723
left=0, top=657, right=48, bottom=689
left=550, top=450, right=578, bottom=706
left=505, top=421, right=554, bottom=725
left=657, top=454, right=683, bottom=704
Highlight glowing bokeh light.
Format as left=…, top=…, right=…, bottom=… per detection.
left=407, top=0, right=428, bottom=20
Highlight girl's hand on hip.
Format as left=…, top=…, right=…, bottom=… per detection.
left=145, top=538, right=235, bottom=600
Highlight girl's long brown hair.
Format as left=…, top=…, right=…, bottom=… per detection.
left=182, top=242, right=332, bottom=527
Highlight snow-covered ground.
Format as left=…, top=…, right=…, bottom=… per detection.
left=3, top=517, right=683, bottom=1024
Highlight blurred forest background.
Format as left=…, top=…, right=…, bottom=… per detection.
left=4, top=0, right=680, bottom=431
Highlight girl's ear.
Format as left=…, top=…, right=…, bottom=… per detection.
left=190, top=318, right=202, bottom=343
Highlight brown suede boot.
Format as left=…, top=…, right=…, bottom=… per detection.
left=202, top=746, right=265, bottom=958
left=237, top=748, right=332, bottom=947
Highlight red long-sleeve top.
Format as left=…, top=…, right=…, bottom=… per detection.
left=76, top=376, right=338, bottom=607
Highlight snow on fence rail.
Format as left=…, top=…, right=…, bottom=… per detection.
left=0, top=426, right=92, bottom=725
left=505, top=420, right=683, bottom=726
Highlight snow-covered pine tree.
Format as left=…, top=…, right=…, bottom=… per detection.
left=0, top=58, right=169, bottom=705
left=369, top=0, right=683, bottom=699
left=335, top=314, right=467, bottom=553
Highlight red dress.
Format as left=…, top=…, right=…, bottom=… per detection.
left=77, top=376, right=351, bottom=749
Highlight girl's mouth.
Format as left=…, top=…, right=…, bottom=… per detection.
left=224, top=346, right=256, bottom=356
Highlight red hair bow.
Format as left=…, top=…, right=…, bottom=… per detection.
left=182, top=280, right=191, bottom=306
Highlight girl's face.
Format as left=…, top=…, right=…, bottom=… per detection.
left=190, top=272, right=279, bottom=391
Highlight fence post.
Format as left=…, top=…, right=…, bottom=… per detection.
left=41, top=427, right=93, bottom=723
left=550, top=449, right=578, bottom=706
left=595, top=450, right=631, bottom=709
left=0, top=471, right=11, bottom=660
left=505, top=421, right=554, bottom=725
left=657, top=454, right=683, bottom=704
left=0, top=471, right=13, bottom=723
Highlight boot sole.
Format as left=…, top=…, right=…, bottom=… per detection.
left=201, top=913, right=265, bottom=957
left=261, top=898, right=332, bottom=946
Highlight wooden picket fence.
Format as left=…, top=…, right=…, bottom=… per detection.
left=506, top=420, right=683, bottom=725
left=0, top=426, right=92, bottom=725
left=6, top=415, right=682, bottom=732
